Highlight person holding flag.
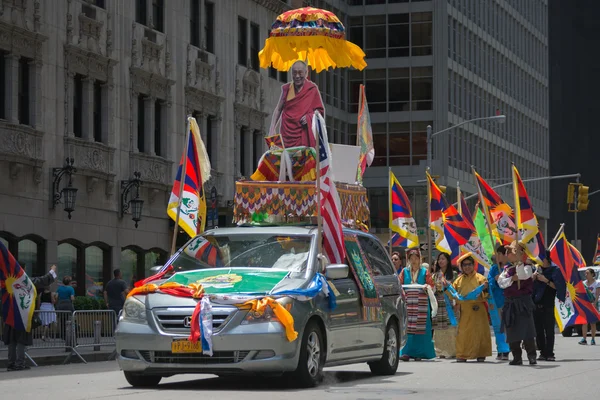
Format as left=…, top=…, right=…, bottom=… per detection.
left=498, top=241, right=537, bottom=365
left=532, top=250, right=566, bottom=360
left=1, top=242, right=57, bottom=371
left=431, top=252, right=459, bottom=359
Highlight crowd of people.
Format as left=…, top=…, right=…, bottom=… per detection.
left=393, top=241, right=587, bottom=364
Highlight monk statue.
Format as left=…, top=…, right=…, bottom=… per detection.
left=269, top=60, right=325, bottom=149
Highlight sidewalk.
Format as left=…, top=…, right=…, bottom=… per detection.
left=0, top=346, right=116, bottom=368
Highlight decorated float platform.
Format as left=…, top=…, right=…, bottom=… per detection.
left=233, top=179, right=370, bottom=229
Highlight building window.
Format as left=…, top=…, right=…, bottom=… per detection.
left=364, top=69, right=386, bottom=112
left=154, top=100, right=162, bottom=156
left=389, top=122, right=410, bottom=166
left=388, top=14, right=410, bottom=57
left=411, top=12, right=433, bottom=56
left=269, top=66, right=278, bottom=80
left=411, top=67, right=433, bottom=111
left=190, top=0, right=200, bottom=47
left=205, top=2, right=215, bottom=53
left=137, top=95, right=146, bottom=153
left=90, top=0, right=105, bottom=8
left=348, top=17, right=363, bottom=49
left=17, top=237, right=45, bottom=278
left=93, top=80, right=103, bottom=142
left=18, top=57, right=30, bottom=125
left=364, top=15, right=386, bottom=59
left=388, top=67, right=410, bottom=111
left=152, top=0, right=164, bottom=33
left=411, top=121, right=431, bottom=166
left=121, top=247, right=168, bottom=287
left=85, top=246, right=105, bottom=298
left=120, top=248, right=140, bottom=289
left=250, top=23, right=260, bottom=72
left=58, top=242, right=79, bottom=290
left=238, top=17, right=248, bottom=66
left=136, top=0, right=147, bottom=25
left=73, top=74, right=83, bottom=138
left=279, top=71, right=287, bottom=83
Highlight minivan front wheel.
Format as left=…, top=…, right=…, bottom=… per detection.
left=291, top=320, right=325, bottom=388
left=124, top=371, right=162, bottom=387
left=369, top=321, right=399, bottom=376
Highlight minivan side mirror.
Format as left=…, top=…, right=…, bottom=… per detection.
left=325, top=264, right=349, bottom=280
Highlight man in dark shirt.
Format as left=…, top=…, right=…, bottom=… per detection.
left=499, top=241, right=538, bottom=365
left=104, top=269, right=129, bottom=323
left=532, top=251, right=566, bottom=361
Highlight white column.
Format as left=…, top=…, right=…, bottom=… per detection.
left=82, top=77, right=94, bottom=141
left=29, top=60, right=42, bottom=130
left=6, top=54, right=19, bottom=124
left=145, top=97, right=155, bottom=155
left=243, top=127, right=253, bottom=177
left=234, top=123, right=242, bottom=177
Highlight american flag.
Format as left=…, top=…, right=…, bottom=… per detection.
left=314, top=113, right=345, bottom=264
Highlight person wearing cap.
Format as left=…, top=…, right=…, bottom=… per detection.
left=498, top=241, right=537, bottom=365
left=452, top=254, right=492, bottom=362
left=398, top=247, right=436, bottom=361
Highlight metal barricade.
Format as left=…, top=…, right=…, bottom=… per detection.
left=72, top=310, right=118, bottom=361
left=1, top=309, right=118, bottom=366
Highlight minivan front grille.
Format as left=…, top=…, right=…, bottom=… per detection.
left=151, top=350, right=250, bottom=364
left=153, top=306, right=236, bottom=333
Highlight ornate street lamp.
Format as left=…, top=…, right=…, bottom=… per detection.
left=52, top=158, right=78, bottom=219
left=120, top=171, right=144, bottom=228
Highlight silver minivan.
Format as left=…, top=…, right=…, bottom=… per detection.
left=116, top=226, right=406, bottom=388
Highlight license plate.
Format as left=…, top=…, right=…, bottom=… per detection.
left=171, top=339, right=202, bottom=354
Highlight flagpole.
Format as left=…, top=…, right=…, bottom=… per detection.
left=388, top=166, right=392, bottom=257
left=315, top=111, right=323, bottom=259
left=548, top=223, right=565, bottom=251
left=511, top=163, right=521, bottom=289
left=426, top=167, right=432, bottom=266
left=457, top=181, right=462, bottom=214
left=170, top=116, right=192, bottom=256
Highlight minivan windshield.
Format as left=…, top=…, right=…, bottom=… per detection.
left=169, top=233, right=313, bottom=276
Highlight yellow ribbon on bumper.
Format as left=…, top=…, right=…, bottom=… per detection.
left=242, top=297, right=298, bottom=342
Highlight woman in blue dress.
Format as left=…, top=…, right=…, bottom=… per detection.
left=399, top=248, right=436, bottom=361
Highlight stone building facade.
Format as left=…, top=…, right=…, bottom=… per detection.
left=0, top=0, right=297, bottom=296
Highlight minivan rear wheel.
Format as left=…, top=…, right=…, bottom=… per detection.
left=368, top=321, right=399, bottom=376
left=124, top=371, right=162, bottom=387
left=290, top=320, right=325, bottom=388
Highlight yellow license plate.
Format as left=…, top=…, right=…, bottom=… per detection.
left=171, top=339, right=202, bottom=354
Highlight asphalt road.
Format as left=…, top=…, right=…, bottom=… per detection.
left=1, top=335, right=598, bottom=400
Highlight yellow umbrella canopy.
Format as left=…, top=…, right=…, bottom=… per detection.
left=259, top=7, right=367, bottom=73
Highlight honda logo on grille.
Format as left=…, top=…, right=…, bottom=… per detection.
left=183, top=316, right=192, bottom=328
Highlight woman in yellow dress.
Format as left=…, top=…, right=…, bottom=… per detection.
left=452, top=255, right=492, bottom=362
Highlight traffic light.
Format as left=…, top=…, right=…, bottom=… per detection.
left=567, top=183, right=575, bottom=204
left=578, top=185, right=590, bottom=211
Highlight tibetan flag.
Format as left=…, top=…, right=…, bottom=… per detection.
left=551, top=233, right=600, bottom=330
left=0, top=241, right=37, bottom=332
left=427, top=173, right=472, bottom=255
left=474, top=205, right=495, bottom=260
left=183, top=236, right=224, bottom=268
left=594, top=235, right=600, bottom=266
left=389, top=171, right=419, bottom=249
left=512, top=165, right=545, bottom=265
left=473, top=169, right=517, bottom=245
left=265, top=134, right=284, bottom=150
left=458, top=193, right=491, bottom=273
left=356, top=84, right=374, bottom=184
left=389, top=232, right=409, bottom=248
left=167, top=117, right=211, bottom=238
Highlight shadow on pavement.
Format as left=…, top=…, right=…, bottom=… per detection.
left=122, top=370, right=411, bottom=392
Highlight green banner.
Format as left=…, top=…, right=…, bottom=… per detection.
left=474, top=208, right=495, bottom=261
left=166, top=268, right=289, bottom=294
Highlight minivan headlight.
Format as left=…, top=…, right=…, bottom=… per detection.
left=122, top=296, right=148, bottom=324
left=241, top=297, right=292, bottom=325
